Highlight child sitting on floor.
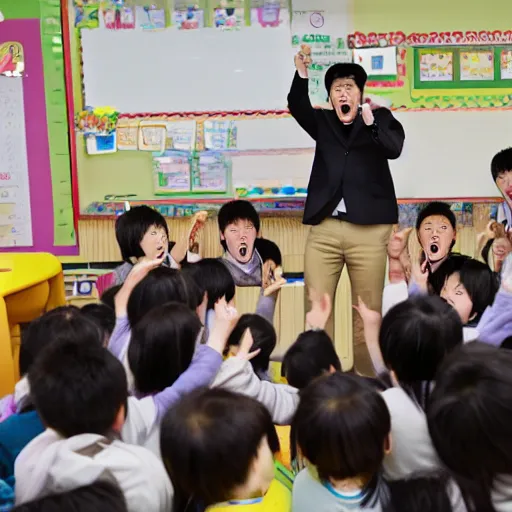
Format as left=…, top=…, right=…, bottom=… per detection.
left=160, top=388, right=292, bottom=512
left=14, top=341, right=173, bottom=512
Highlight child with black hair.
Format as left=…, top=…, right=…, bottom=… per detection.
left=100, top=284, right=121, bottom=311
left=427, top=343, right=512, bottom=512
left=217, top=200, right=286, bottom=323
left=14, top=341, right=173, bottom=512
left=81, top=303, right=116, bottom=346
left=384, top=201, right=457, bottom=315
left=292, top=372, right=391, bottom=511
left=384, top=475, right=457, bottom=512
left=226, top=314, right=277, bottom=381
left=160, top=388, right=292, bottom=512
left=12, top=481, right=127, bottom=512
left=107, top=205, right=207, bottom=289
left=491, top=147, right=512, bottom=231
left=182, top=258, right=236, bottom=334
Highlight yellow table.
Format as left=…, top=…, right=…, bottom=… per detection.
left=0, top=253, right=65, bottom=396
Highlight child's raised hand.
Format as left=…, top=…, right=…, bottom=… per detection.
left=411, top=259, right=429, bottom=291
left=125, top=255, right=165, bottom=288
left=294, top=44, right=312, bottom=79
left=353, top=296, right=381, bottom=328
left=207, top=297, right=240, bottom=354
left=235, top=328, right=261, bottom=361
left=501, top=252, right=512, bottom=293
left=306, top=289, right=331, bottom=331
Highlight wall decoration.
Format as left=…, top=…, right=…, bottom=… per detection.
left=348, top=30, right=512, bottom=111
left=136, top=5, right=166, bottom=30
left=153, top=151, right=192, bottom=194
left=75, top=0, right=100, bottom=29
left=203, top=120, right=237, bottom=150
left=117, top=119, right=139, bottom=150
left=138, top=121, right=166, bottom=152
left=250, top=0, right=284, bottom=28
left=353, top=46, right=397, bottom=77
left=213, top=0, right=244, bottom=29
left=103, top=4, right=135, bottom=30
left=173, top=5, right=204, bottom=29
left=460, top=50, right=494, bottom=81
left=191, top=152, right=229, bottom=193
left=165, top=120, right=196, bottom=151
left=75, top=106, right=119, bottom=134
left=500, top=49, right=512, bottom=79
left=0, top=42, right=24, bottom=77
left=419, top=50, right=453, bottom=82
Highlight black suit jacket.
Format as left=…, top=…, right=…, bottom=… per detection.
left=288, top=72, right=405, bottom=226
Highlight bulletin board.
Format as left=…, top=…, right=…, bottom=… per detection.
left=0, top=0, right=77, bottom=254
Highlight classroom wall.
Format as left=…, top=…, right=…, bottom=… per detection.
left=0, top=0, right=77, bottom=254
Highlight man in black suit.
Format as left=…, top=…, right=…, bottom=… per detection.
left=288, top=45, right=405, bottom=370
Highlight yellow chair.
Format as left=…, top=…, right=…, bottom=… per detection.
left=0, top=253, right=65, bottom=396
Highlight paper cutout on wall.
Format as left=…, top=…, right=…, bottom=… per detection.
left=117, top=119, right=139, bottom=150
left=165, top=120, right=196, bottom=151
left=173, top=4, right=204, bottom=29
left=419, top=50, right=453, bottom=82
left=460, top=50, right=494, bottom=81
left=139, top=121, right=166, bottom=152
left=501, top=50, right=512, bottom=80
left=153, top=151, right=192, bottom=193
left=250, top=0, right=284, bottom=27
left=214, top=0, right=244, bottom=29
left=137, top=6, right=166, bottom=30
left=103, top=5, right=135, bottom=30
left=75, top=107, right=119, bottom=134
left=353, top=46, right=397, bottom=76
left=86, top=133, right=117, bottom=154
left=0, top=42, right=24, bottom=77
left=75, top=1, right=100, bottom=29
left=0, top=77, right=33, bottom=247
left=204, top=120, right=237, bottom=150
left=191, top=152, right=229, bottom=193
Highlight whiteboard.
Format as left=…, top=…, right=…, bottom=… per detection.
left=0, top=77, right=33, bottom=247
left=81, top=22, right=296, bottom=113
left=230, top=110, right=511, bottom=198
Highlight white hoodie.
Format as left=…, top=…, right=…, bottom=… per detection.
left=14, top=429, right=173, bottom=512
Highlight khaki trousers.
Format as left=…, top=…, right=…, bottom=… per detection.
left=304, top=219, right=392, bottom=371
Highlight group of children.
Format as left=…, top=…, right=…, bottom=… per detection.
left=2, top=148, right=512, bottom=511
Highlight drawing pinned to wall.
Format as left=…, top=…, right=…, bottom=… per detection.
left=0, top=77, right=33, bottom=247
left=75, top=0, right=100, bottom=28
left=419, top=50, right=453, bottom=82
left=103, top=2, right=136, bottom=30
left=0, top=42, right=24, bottom=77
left=117, top=119, right=139, bottom=150
left=173, top=3, right=204, bottom=29
left=153, top=151, right=191, bottom=194
left=501, top=50, right=512, bottom=79
left=213, top=0, right=244, bottom=29
left=204, top=120, right=237, bottom=150
left=191, top=152, right=229, bottom=193
left=0, top=11, right=4, bottom=23
left=165, top=120, right=196, bottom=151
left=460, top=50, right=494, bottom=81
left=137, top=5, right=166, bottom=30
left=139, top=121, right=166, bottom=152
left=250, top=0, right=285, bottom=28
left=75, top=106, right=119, bottom=134
left=353, top=47, right=397, bottom=77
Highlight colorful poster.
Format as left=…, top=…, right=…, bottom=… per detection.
left=0, top=42, right=24, bottom=77
left=165, top=120, right=196, bottom=151
left=460, top=51, right=494, bottom=81
left=191, top=152, right=229, bottom=193
left=153, top=151, right=191, bottom=193
left=75, top=0, right=100, bottom=29
left=136, top=6, right=166, bottom=30
left=291, top=10, right=352, bottom=106
left=102, top=5, right=135, bottom=30
left=419, top=51, right=453, bottom=82
left=353, top=46, right=397, bottom=76
left=117, top=119, right=139, bottom=150
left=0, top=77, right=33, bottom=247
left=203, top=121, right=237, bottom=150
left=173, top=6, right=204, bottom=29
left=250, top=0, right=285, bottom=27
left=138, top=122, right=166, bottom=152
left=501, top=50, right=512, bottom=80
left=213, top=1, right=244, bottom=30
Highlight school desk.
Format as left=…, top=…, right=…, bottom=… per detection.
left=0, top=253, right=65, bottom=396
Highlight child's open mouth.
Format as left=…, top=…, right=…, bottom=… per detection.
left=239, top=244, right=247, bottom=257
left=506, top=187, right=512, bottom=200
left=157, top=246, right=165, bottom=258
left=430, top=243, right=439, bottom=254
